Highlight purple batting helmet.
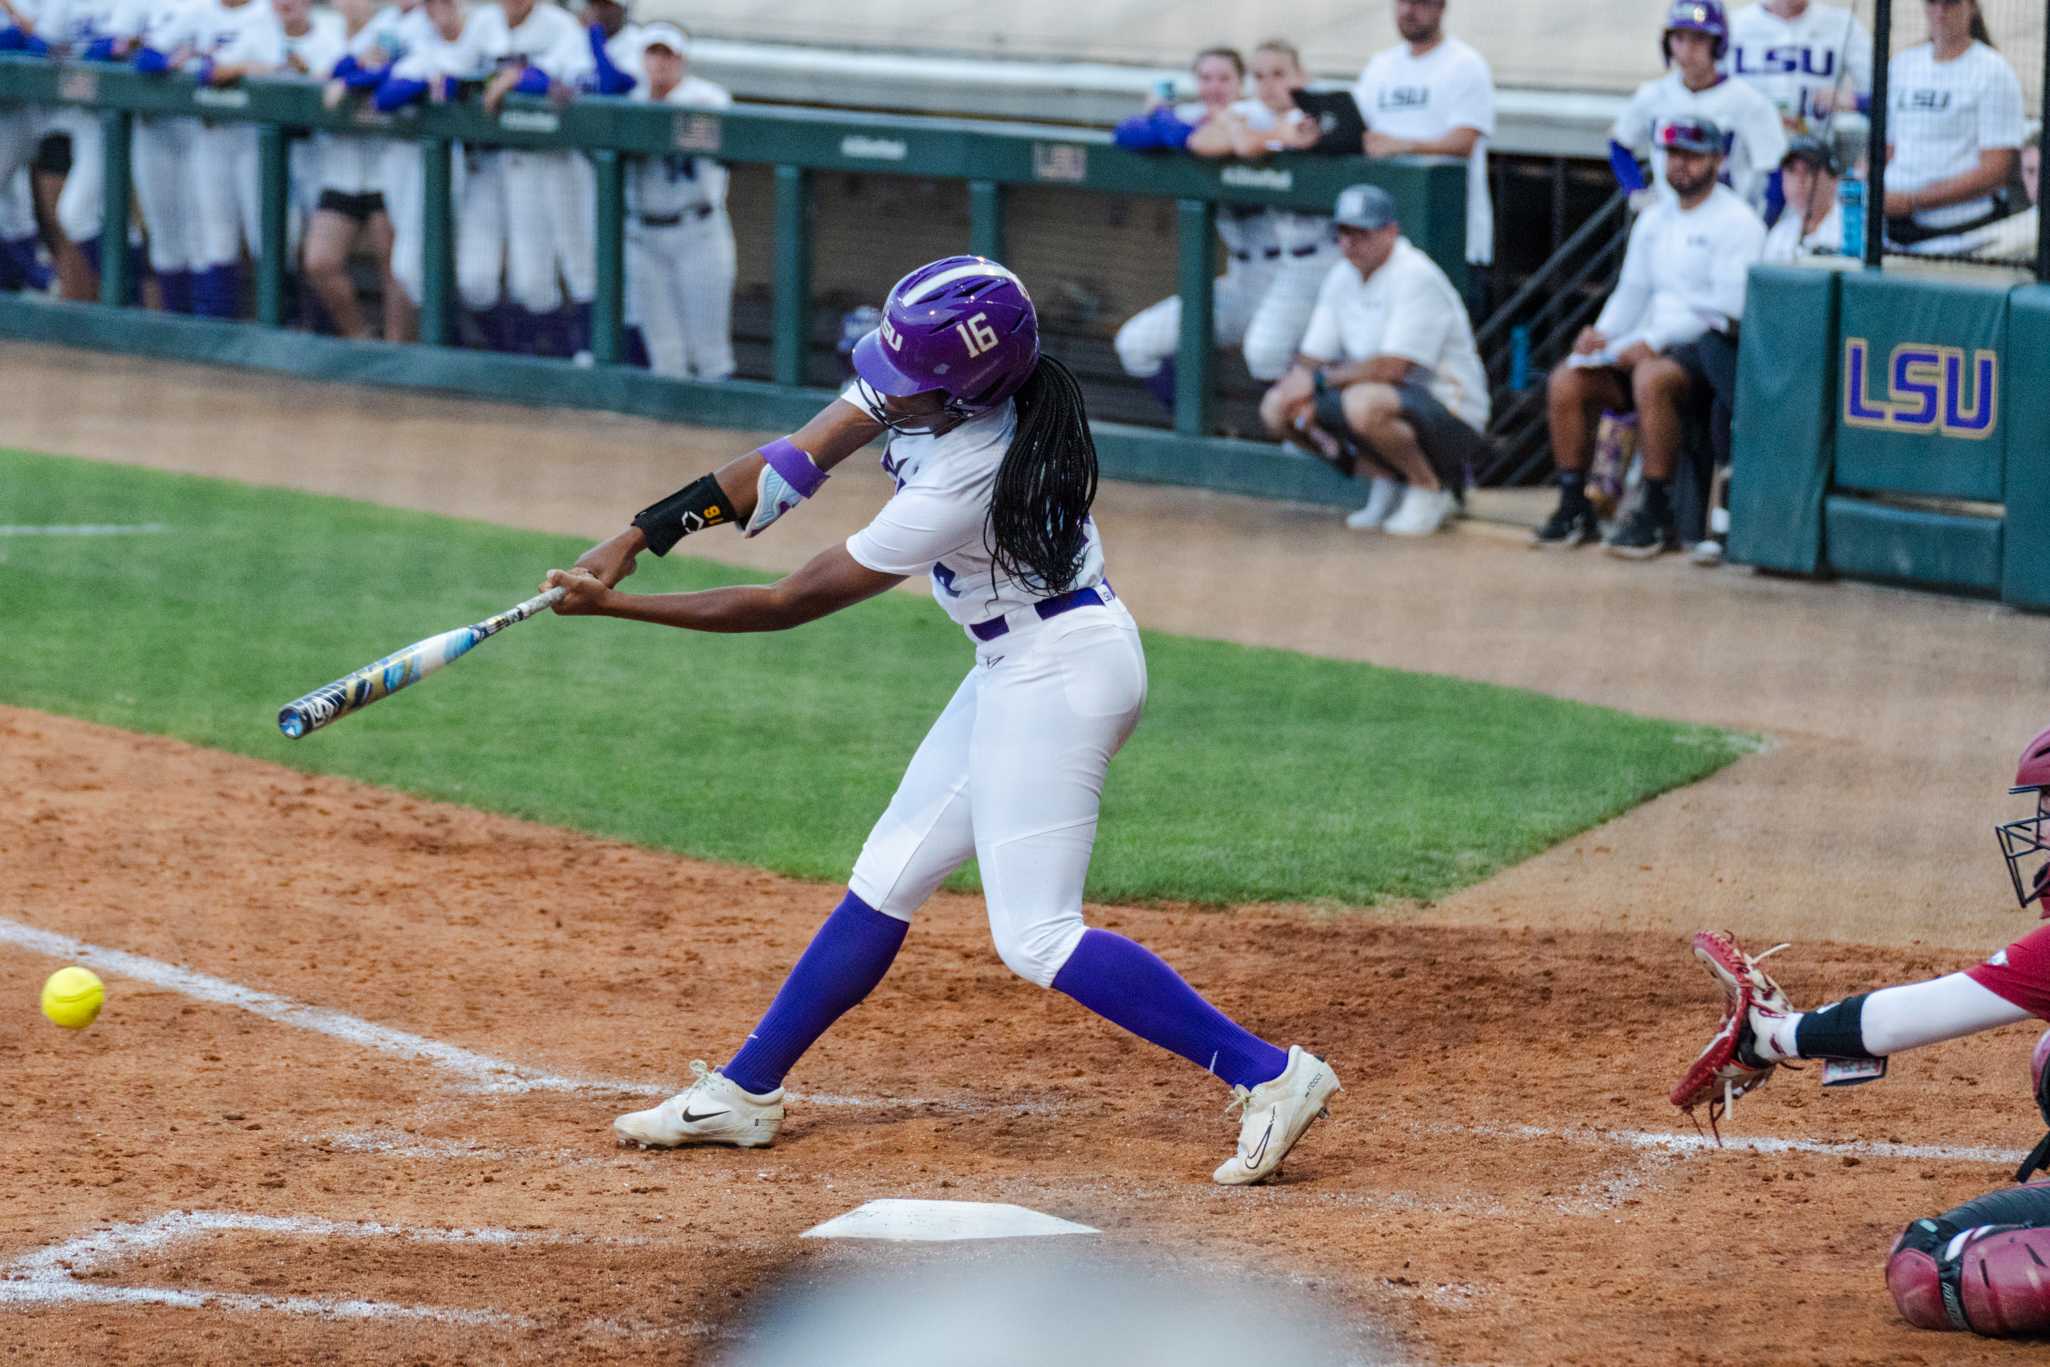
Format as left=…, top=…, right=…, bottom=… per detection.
left=1662, top=0, right=1729, bottom=63
left=851, top=255, right=1039, bottom=434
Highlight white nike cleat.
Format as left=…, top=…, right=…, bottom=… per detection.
left=614, top=1059, right=784, bottom=1150
left=1212, top=1045, right=1341, bottom=1186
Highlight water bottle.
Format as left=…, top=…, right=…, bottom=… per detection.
left=1838, top=175, right=1864, bottom=259
left=1153, top=77, right=1177, bottom=105
left=1509, top=325, right=1531, bottom=391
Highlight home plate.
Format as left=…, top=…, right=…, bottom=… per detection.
left=800, top=1199, right=1098, bottom=1243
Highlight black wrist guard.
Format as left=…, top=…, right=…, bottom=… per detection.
left=631, top=473, right=738, bottom=556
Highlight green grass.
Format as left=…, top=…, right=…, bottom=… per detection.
left=0, top=449, right=1753, bottom=905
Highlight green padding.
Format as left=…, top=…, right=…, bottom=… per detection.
left=2002, top=287, right=2050, bottom=610
left=1729, top=265, right=1838, bottom=574
left=1834, top=271, right=2007, bottom=501
left=1823, top=495, right=2002, bottom=594
left=0, top=298, right=1362, bottom=509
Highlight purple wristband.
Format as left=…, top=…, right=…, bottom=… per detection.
left=759, top=437, right=826, bottom=500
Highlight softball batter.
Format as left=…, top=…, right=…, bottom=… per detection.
left=544, top=255, right=1341, bottom=1185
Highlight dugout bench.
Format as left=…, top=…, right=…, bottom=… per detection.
left=0, top=56, right=1472, bottom=513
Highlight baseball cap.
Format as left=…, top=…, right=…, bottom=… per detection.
left=642, top=22, right=688, bottom=54
left=1780, top=134, right=1839, bottom=176
left=1332, top=184, right=1397, bottom=232
left=1659, top=118, right=1724, bottom=155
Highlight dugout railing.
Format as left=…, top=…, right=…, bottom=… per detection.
left=0, top=56, right=1469, bottom=510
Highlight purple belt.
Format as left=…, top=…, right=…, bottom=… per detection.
left=969, top=582, right=1115, bottom=642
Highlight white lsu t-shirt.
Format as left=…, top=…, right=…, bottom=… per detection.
left=840, top=387, right=1107, bottom=630
left=1594, top=184, right=1767, bottom=354
left=1728, top=2, right=1873, bottom=131
left=1352, top=36, right=1495, bottom=266
left=1615, top=70, right=1789, bottom=210
left=1887, top=41, right=2025, bottom=233
left=628, top=74, right=731, bottom=218
left=1296, top=237, right=1490, bottom=430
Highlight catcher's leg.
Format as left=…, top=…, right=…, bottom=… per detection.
left=1888, top=1180, right=2050, bottom=1335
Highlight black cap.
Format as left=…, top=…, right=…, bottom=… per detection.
left=1780, top=134, right=1839, bottom=176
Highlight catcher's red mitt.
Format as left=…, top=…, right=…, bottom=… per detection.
left=1671, top=930, right=1796, bottom=1138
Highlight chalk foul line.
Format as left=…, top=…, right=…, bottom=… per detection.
left=1430, top=1121, right=2030, bottom=1167
left=0, top=1210, right=681, bottom=1337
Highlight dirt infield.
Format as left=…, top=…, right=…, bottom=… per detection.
left=7, top=342, right=2050, bottom=1363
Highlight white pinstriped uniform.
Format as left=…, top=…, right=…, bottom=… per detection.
left=185, top=0, right=284, bottom=275
left=454, top=1, right=592, bottom=318
left=111, top=0, right=203, bottom=276
left=624, top=71, right=735, bottom=378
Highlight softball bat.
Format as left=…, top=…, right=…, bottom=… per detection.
left=276, top=586, right=564, bottom=739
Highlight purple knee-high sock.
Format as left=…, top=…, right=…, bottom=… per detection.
left=1051, top=929, right=1288, bottom=1089
left=722, top=890, right=908, bottom=1095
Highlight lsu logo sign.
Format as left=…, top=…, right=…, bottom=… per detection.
left=1841, top=337, right=1997, bottom=440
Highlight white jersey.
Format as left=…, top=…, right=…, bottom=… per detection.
left=1728, top=2, right=1873, bottom=131
left=350, top=1, right=427, bottom=64
left=463, top=1, right=589, bottom=86
left=1595, top=184, right=1767, bottom=354
left=841, top=386, right=1106, bottom=630
left=388, top=11, right=482, bottom=84
left=601, top=18, right=644, bottom=84
left=1352, top=35, right=1496, bottom=265
left=36, top=0, right=121, bottom=55
left=1296, top=237, right=1489, bottom=430
left=1762, top=196, right=1842, bottom=262
left=1230, top=97, right=1331, bottom=256
left=627, top=74, right=730, bottom=218
left=279, top=7, right=344, bottom=77
left=1614, top=71, right=1789, bottom=210
left=111, top=0, right=197, bottom=53
left=1887, top=42, right=2025, bottom=233
left=189, top=0, right=281, bottom=67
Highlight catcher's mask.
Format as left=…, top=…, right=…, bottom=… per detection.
left=1995, top=724, right=2050, bottom=913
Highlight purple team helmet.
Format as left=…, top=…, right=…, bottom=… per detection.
left=1662, top=0, right=1729, bottom=63
left=851, top=255, right=1040, bottom=433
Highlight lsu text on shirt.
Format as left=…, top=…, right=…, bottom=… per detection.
left=1727, top=1, right=1873, bottom=131
left=1596, top=184, right=1767, bottom=354
left=1887, top=41, right=2024, bottom=233
left=1296, top=237, right=1490, bottom=430
left=1351, top=36, right=1495, bottom=265
left=840, top=384, right=1106, bottom=631
left=1614, top=70, right=1788, bottom=211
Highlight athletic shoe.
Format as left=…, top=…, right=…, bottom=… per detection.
left=1343, top=477, right=1405, bottom=531
left=1690, top=538, right=1724, bottom=567
left=1530, top=503, right=1599, bottom=550
left=614, top=1060, right=784, bottom=1149
left=1212, top=1045, right=1341, bottom=1186
left=1382, top=486, right=1456, bottom=537
left=1603, top=506, right=1675, bottom=560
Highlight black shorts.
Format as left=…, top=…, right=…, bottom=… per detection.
left=316, top=189, right=386, bottom=224
left=33, top=132, right=71, bottom=177
left=1667, top=330, right=1738, bottom=405
left=1389, top=378, right=1489, bottom=490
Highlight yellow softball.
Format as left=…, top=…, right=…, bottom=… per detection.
left=40, top=966, right=105, bottom=1030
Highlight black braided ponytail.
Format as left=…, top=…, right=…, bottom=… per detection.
left=984, top=355, right=1099, bottom=594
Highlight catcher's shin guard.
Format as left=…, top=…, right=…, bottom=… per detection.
left=1888, top=1181, right=2050, bottom=1335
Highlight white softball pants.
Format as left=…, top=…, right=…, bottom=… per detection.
left=2, top=167, right=36, bottom=242
left=189, top=122, right=261, bottom=271
left=626, top=208, right=736, bottom=379
left=133, top=117, right=200, bottom=274
left=1113, top=257, right=1275, bottom=379
left=1241, top=247, right=1340, bottom=382
left=457, top=148, right=587, bottom=314
left=0, top=107, right=32, bottom=197
left=848, top=598, right=1147, bottom=987
left=385, top=139, right=428, bottom=306
left=52, top=107, right=103, bottom=244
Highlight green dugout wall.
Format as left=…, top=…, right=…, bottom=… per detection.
left=1731, top=265, right=2050, bottom=607
left=0, top=57, right=1470, bottom=509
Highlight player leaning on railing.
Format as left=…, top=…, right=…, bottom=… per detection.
left=540, top=255, right=1343, bottom=1185
left=1674, top=722, right=2050, bottom=1338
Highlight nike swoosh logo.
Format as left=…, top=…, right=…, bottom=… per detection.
left=679, top=1108, right=729, bottom=1124
left=1245, top=1117, right=1274, bottom=1169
